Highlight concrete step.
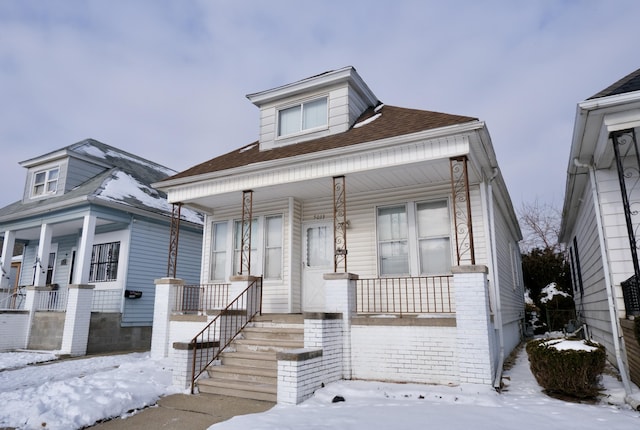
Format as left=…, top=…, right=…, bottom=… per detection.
left=219, top=351, right=277, bottom=370
left=207, top=365, right=276, bottom=385
left=197, top=378, right=277, bottom=402
left=252, top=313, right=304, bottom=324
left=234, top=338, right=303, bottom=353
left=196, top=313, right=305, bottom=403
left=241, top=326, right=304, bottom=342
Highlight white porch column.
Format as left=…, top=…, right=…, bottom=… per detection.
left=60, top=284, right=95, bottom=356
left=151, top=277, right=183, bottom=359
left=453, top=265, right=496, bottom=385
left=34, top=224, right=53, bottom=286
left=74, top=214, right=97, bottom=284
left=323, top=272, right=358, bottom=379
left=1, top=230, right=16, bottom=289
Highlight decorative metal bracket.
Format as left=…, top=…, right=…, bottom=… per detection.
left=240, top=190, right=253, bottom=275
left=449, top=156, right=475, bottom=265
left=167, top=203, right=182, bottom=278
left=612, top=129, right=640, bottom=281
left=333, top=176, right=348, bottom=272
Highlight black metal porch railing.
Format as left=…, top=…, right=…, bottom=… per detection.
left=621, top=275, right=640, bottom=317
left=189, top=277, right=262, bottom=394
left=356, top=275, right=454, bottom=315
left=173, top=283, right=231, bottom=313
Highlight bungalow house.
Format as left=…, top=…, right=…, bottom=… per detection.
left=560, top=67, right=640, bottom=398
left=0, top=139, right=203, bottom=355
left=152, top=66, right=525, bottom=403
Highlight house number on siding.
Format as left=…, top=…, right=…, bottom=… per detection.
left=313, top=214, right=325, bottom=220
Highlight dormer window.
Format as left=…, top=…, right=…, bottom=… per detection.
left=277, top=97, right=328, bottom=137
left=32, top=167, right=59, bottom=197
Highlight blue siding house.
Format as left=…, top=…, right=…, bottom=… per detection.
left=0, top=139, right=203, bottom=354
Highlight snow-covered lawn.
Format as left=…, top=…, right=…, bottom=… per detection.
left=0, top=352, right=179, bottom=429
left=209, top=347, right=640, bottom=430
left=0, top=346, right=638, bottom=430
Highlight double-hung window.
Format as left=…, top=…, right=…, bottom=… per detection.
left=89, top=242, right=120, bottom=282
left=32, top=167, right=59, bottom=197
left=416, top=201, right=451, bottom=274
left=377, top=200, right=452, bottom=276
left=278, top=97, right=327, bottom=137
left=377, top=206, right=409, bottom=276
left=210, top=215, right=283, bottom=281
left=210, top=222, right=228, bottom=281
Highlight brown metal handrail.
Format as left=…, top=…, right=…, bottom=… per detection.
left=189, top=277, right=262, bottom=393
left=356, top=275, right=454, bottom=315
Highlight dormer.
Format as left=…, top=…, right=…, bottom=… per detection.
left=246, top=66, right=378, bottom=151
left=18, top=140, right=111, bottom=203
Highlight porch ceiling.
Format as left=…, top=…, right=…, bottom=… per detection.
left=184, top=157, right=481, bottom=211
left=9, top=218, right=122, bottom=242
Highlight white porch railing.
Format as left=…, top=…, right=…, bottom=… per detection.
left=35, top=288, right=68, bottom=311
left=92, top=289, right=122, bottom=313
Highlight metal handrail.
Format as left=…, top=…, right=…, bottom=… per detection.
left=356, top=275, right=454, bottom=315
left=189, top=277, right=262, bottom=393
left=173, top=283, right=231, bottom=313
left=0, top=286, right=26, bottom=310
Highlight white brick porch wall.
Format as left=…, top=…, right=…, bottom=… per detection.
left=351, top=321, right=458, bottom=384
left=0, top=311, right=29, bottom=351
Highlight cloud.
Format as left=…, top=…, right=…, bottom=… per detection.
left=0, top=0, right=639, bottom=215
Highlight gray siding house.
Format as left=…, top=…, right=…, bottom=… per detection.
left=560, top=68, right=640, bottom=398
left=0, top=139, right=202, bottom=354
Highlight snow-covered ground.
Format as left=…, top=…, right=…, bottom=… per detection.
left=0, top=351, right=179, bottom=429
left=210, top=346, right=640, bottom=430
left=0, top=346, right=638, bottom=430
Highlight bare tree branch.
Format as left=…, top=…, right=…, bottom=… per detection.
left=518, top=199, right=563, bottom=254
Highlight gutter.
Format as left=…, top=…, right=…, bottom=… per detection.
left=487, top=167, right=506, bottom=389
left=573, top=158, right=633, bottom=399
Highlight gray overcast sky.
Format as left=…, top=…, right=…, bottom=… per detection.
left=1, top=1, right=639, bottom=213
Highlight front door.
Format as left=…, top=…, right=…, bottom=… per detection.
left=302, top=222, right=333, bottom=311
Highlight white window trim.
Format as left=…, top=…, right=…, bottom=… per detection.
left=209, top=213, right=284, bottom=282
left=376, top=198, right=453, bottom=277
left=31, top=165, right=60, bottom=198
left=276, top=95, right=329, bottom=139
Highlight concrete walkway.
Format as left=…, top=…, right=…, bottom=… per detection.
left=88, top=393, right=275, bottom=430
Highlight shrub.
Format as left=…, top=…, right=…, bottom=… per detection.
left=526, top=338, right=605, bottom=399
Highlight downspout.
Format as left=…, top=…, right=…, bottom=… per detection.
left=487, top=168, right=505, bottom=389
left=573, top=158, right=633, bottom=397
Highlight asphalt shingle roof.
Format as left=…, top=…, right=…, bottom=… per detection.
left=589, top=67, right=640, bottom=99
left=168, top=104, right=477, bottom=181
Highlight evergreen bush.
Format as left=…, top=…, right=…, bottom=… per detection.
left=526, top=338, right=605, bottom=398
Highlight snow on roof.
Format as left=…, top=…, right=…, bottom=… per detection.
left=98, top=171, right=202, bottom=224
left=353, top=112, right=381, bottom=128
left=73, top=141, right=176, bottom=177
